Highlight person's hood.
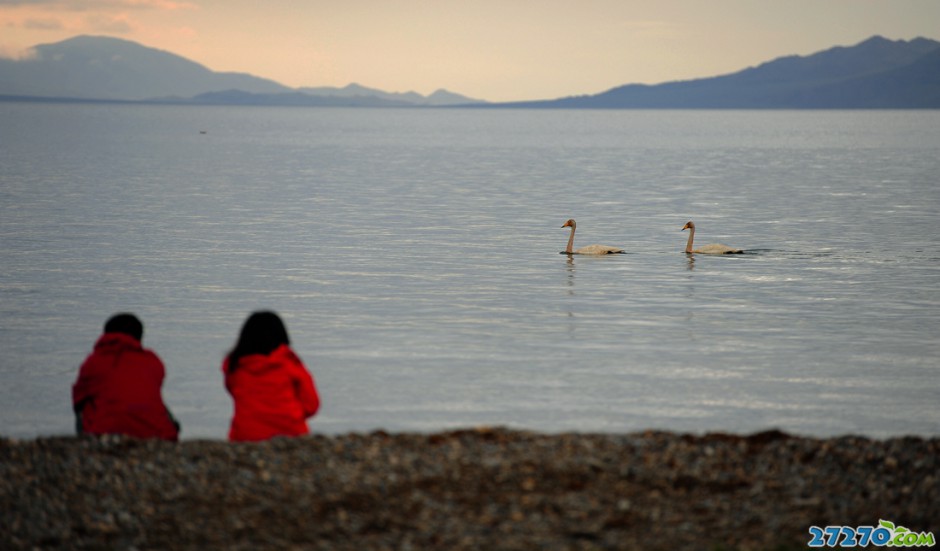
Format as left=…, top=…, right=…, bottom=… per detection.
left=233, top=344, right=296, bottom=375
left=94, top=332, right=143, bottom=352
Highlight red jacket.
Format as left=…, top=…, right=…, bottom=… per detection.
left=72, top=333, right=179, bottom=441
left=223, top=344, right=320, bottom=442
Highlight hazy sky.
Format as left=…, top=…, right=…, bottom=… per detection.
left=1, top=0, right=938, bottom=102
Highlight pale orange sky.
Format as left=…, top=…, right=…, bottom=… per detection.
left=1, top=0, right=938, bottom=102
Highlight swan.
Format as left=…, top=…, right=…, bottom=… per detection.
left=681, top=221, right=742, bottom=254
left=561, top=219, right=624, bottom=254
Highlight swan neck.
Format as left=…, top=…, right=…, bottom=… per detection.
left=685, top=226, right=695, bottom=253
left=566, top=226, right=575, bottom=254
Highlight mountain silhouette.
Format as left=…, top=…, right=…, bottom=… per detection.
left=0, top=35, right=483, bottom=106
left=297, top=83, right=484, bottom=106
left=497, top=36, right=940, bottom=108
left=1, top=34, right=938, bottom=108
left=0, top=35, right=290, bottom=100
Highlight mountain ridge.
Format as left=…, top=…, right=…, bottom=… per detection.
left=497, top=35, right=940, bottom=108
left=0, top=35, right=484, bottom=106
left=1, top=34, right=938, bottom=108
left=0, top=35, right=291, bottom=100
left=297, top=83, right=481, bottom=106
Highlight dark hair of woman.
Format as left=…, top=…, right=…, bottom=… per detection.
left=104, top=313, right=144, bottom=342
left=227, top=311, right=291, bottom=372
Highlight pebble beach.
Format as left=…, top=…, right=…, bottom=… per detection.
left=2, top=427, right=937, bottom=550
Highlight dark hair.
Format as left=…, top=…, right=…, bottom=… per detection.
left=227, top=311, right=291, bottom=372
left=104, top=313, right=144, bottom=341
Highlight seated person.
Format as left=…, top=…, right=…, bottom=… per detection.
left=223, top=311, right=320, bottom=441
left=72, top=313, right=180, bottom=440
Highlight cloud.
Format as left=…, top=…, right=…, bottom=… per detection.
left=173, top=25, right=196, bottom=38
left=0, top=0, right=196, bottom=39
left=0, top=1, right=59, bottom=5
left=86, top=12, right=134, bottom=33
left=90, top=0, right=197, bottom=10
left=23, top=16, right=62, bottom=29
left=0, top=0, right=196, bottom=10
left=125, top=0, right=196, bottom=9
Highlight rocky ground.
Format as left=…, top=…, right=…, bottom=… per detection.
left=1, top=427, right=937, bottom=550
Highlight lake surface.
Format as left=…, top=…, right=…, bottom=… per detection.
left=1, top=103, right=938, bottom=440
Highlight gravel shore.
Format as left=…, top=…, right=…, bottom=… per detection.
left=2, top=427, right=937, bottom=550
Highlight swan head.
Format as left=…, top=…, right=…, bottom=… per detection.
left=681, top=221, right=695, bottom=231
left=561, top=219, right=576, bottom=229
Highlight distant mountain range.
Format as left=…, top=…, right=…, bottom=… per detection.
left=0, top=35, right=484, bottom=107
left=1, top=34, right=938, bottom=108
left=297, top=83, right=480, bottom=106
left=505, top=35, right=940, bottom=109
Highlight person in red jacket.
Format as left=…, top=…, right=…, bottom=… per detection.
left=72, top=313, right=180, bottom=440
left=223, top=311, right=320, bottom=442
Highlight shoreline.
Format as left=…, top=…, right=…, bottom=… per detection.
left=2, top=427, right=937, bottom=550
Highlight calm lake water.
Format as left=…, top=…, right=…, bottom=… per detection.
left=1, top=103, right=938, bottom=440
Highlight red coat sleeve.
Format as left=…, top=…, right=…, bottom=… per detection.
left=287, top=349, right=320, bottom=418
left=73, top=353, right=104, bottom=410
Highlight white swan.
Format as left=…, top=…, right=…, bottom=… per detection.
left=681, top=221, right=742, bottom=254
left=561, top=219, right=624, bottom=255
